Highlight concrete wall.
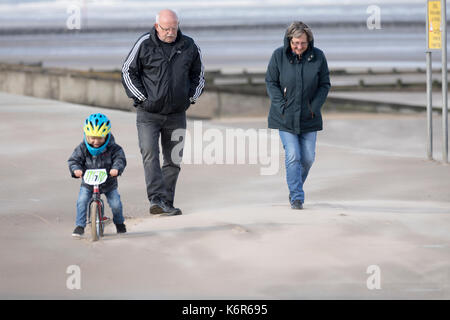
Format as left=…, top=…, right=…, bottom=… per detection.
left=0, top=64, right=271, bottom=119
left=0, top=63, right=434, bottom=118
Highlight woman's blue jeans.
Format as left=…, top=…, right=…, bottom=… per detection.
left=75, top=186, right=124, bottom=228
left=279, top=130, right=317, bottom=203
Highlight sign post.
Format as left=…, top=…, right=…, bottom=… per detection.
left=426, top=0, right=448, bottom=162
left=426, top=50, right=433, bottom=160
left=441, top=0, right=448, bottom=163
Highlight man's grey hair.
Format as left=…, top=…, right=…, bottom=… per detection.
left=155, top=10, right=179, bottom=24
left=286, top=21, right=313, bottom=42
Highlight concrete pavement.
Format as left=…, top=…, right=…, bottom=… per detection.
left=328, top=91, right=450, bottom=112
left=1, top=92, right=450, bottom=299
left=219, top=71, right=448, bottom=87
left=330, top=72, right=447, bottom=87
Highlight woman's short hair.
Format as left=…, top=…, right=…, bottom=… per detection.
left=286, top=21, right=313, bottom=42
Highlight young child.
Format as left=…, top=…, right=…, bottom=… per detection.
left=68, top=113, right=127, bottom=238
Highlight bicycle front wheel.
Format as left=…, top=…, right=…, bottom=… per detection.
left=89, top=201, right=103, bottom=241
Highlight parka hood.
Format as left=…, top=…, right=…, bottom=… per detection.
left=265, top=29, right=331, bottom=135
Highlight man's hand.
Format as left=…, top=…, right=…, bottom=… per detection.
left=74, top=170, right=83, bottom=178
left=110, top=169, right=119, bottom=177
left=133, top=98, right=143, bottom=108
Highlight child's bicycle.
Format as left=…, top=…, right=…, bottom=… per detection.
left=83, top=169, right=111, bottom=241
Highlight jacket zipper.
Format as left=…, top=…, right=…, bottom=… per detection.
left=300, top=59, right=314, bottom=118
left=307, top=101, right=314, bottom=118
left=167, top=57, right=173, bottom=107
left=167, top=47, right=181, bottom=108
left=282, top=87, right=287, bottom=114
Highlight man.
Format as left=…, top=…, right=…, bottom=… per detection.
left=121, top=9, right=205, bottom=216
left=265, top=21, right=330, bottom=210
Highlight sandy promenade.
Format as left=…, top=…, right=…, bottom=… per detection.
left=1, top=92, right=450, bottom=299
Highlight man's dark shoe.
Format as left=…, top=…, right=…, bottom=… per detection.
left=291, top=200, right=303, bottom=210
left=72, top=226, right=84, bottom=238
left=150, top=196, right=164, bottom=215
left=115, top=223, right=127, bottom=234
left=160, top=200, right=182, bottom=217
left=161, top=208, right=182, bottom=217
left=150, top=197, right=182, bottom=216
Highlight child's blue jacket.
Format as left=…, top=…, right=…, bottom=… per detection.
left=68, top=134, right=127, bottom=193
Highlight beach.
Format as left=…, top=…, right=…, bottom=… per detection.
left=1, top=92, right=450, bottom=299
left=2, top=0, right=450, bottom=302
left=0, top=25, right=446, bottom=72
left=0, top=0, right=448, bottom=71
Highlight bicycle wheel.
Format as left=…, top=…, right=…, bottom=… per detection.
left=98, top=202, right=104, bottom=238
left=89, top=201, right=103, bottom=241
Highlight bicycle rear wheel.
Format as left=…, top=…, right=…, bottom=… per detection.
left=89, top=201, right=103, bottom=241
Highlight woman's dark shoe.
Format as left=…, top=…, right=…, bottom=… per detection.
left=115, top=223, right=127, bottom=234
left=291, top=200, right=303, bottom=210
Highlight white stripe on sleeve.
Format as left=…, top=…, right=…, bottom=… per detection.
left=122, top=33, right=149, bottom=101
left=192, top=41, right=205, bottom=101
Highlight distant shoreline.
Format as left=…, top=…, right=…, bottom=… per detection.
left=0, top=20, right=432, bottom=36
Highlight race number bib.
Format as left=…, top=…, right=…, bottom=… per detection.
left=83, top=169, right=108, bottom=185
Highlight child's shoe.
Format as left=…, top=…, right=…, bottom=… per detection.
left=72, top=226, right=84, bottom=238
left=115, top=223, right=127, bottom=234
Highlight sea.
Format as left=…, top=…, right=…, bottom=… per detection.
left=0, top=0, right=448, bottom=71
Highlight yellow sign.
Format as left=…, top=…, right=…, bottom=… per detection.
left=428, top=0, right=442, bottom=49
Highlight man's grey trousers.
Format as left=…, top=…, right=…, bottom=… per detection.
left=136, top=108, right=186, bottom=206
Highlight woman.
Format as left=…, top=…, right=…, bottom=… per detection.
left=265, top=21, right=331, bottom=209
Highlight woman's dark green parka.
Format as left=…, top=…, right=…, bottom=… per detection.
left=265, top=32, right=331, bottom=135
